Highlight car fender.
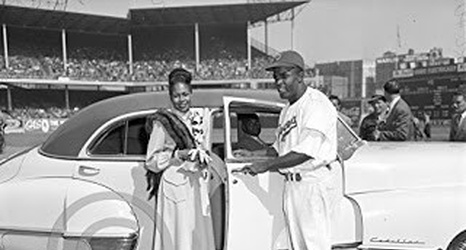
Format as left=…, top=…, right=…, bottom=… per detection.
left=350, top=185, right=466, bottom=250
left=331, top=196, right=363, bottom=246
left=0, top=177, right=138, bottom=238
left=0, top=178, right=68, bottom=232
left=64, top=178, right=139, bottom=238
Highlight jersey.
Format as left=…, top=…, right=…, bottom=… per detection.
left=273, top=87, right=337, bottom=176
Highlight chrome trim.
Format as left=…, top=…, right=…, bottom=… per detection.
left=64, top=231, right=139, bottom=240
left=358, top=245, right=439, bottom=250
left=0, top=227, right=64, bottom=237
left=332, top=241, right=362, bottom=249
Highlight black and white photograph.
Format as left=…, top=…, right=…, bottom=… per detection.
left=0, top=0, right=465, bottom=250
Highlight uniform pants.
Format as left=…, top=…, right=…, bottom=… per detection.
left=282, top=167, right=341, bottom=250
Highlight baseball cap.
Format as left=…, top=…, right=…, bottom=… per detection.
left=265, top=50, right=305, bottom=71
left=368, top=94, right=386, bottom=104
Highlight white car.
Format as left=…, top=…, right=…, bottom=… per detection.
left=0, top=89, right=465, bottom=250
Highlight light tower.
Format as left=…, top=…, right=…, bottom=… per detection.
left=455, top=0, right=466, bottom=58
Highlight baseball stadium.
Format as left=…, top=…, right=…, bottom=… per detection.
left=0, top=0, right=312, bottom=157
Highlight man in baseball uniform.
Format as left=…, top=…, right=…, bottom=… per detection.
left=234, top=50, right=340, bottom=250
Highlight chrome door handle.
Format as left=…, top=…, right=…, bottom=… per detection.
left=78, top=165, right=100, bottom=176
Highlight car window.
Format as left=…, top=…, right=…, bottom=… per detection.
left=211, top=111, right=225, bottom=159
left=231, top=111, right=279, bottom=150
left=227, top=103, right=281, bottom=161
left=89, top=116, right=149, bottom=157
left=89, top=122, right=125, bottom=155
left=126, top=117, right=149, bottom=155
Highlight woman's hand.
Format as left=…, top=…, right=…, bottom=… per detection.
left=188, top=149, right=212, bottom=164
left=176, top=149, right=212, bottom=164
left=176, top=149, right=191, bottom=161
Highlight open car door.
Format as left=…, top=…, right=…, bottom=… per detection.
left=222, top=96, right=289, bottom=250
left=221, top=95, right=365, bottom=250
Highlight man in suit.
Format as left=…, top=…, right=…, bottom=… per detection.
left=374, top=79, right=414, bottom=141
left=236, top=113, right=268, bottom=151
left=450, top=89, right=466, bottom=141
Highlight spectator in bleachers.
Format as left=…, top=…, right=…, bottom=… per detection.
left=1, top=27, right=315, bottom=82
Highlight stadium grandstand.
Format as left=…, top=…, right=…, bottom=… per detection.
left=0, top=0, right=312, bottom=119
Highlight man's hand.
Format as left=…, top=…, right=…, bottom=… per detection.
left=232, top=161, right=270, bottom=176
left=233, top=149, right=254, bottom=158
left=373, top=129, right=380, bottom=141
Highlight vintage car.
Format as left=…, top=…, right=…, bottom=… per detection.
left=0, top=89, right=465, bottom=250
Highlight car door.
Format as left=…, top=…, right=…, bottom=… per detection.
left=222, top=96, right=290, bottom=250
left=73, top=111, right=156, bottom=250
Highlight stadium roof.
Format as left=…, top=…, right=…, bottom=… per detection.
left=0, top=4, right=129, bottom=35
left=129, top=1, right=309, bottom=26
left=0, top=1, right=309, bottom=34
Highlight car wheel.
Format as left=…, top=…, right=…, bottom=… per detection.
left=448, top=232, right=466, bottom=250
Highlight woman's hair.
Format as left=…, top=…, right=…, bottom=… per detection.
left=168, top=68, right=192, bottom=94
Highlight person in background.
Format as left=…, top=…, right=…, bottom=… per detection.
left=359, top=95, right=388, bottom=141
left=329, top=95, right=353, bottom=126
left=421, top=111, right=431, bottom=140
left=236, top=113, right=268, bottom=151
left=412, top=115, right=425, bottom=141
left=373, top=79, right=414, bottom=141
left=144, top=68, right=215, bottom=250
left=233, top=50, right=341, bottom=250
left=449, top=89, right=466, bottom=141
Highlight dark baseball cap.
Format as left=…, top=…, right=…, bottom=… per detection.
left=265, top=50, right=305, bottom=71
left=368, top=94, right=386, bottom=104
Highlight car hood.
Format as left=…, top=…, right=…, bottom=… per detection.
left=344, top=142, right=466, bottom=194
left=0, top=178, right=138, bottom=237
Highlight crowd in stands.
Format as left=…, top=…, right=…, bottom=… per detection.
left=0, top=33, right=314, bottom=82
left=4, top=107, right=78, bottom=121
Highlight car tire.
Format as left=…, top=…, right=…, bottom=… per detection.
left=448, top=232, right=466, bottom=250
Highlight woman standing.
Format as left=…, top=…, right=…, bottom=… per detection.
left=145, top=68, right=215, bottom=250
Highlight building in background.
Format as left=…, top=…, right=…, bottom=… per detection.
left=363, top=61, right=376, bottom=98
left=375, top=47, right=452, bottom=95
left=315, top=60, right=363, bottom=98
left=374, top=51, right=398, bottom=95
left=389, top=48, right=464, bottom=122
left=309, top=74, right=348, bottom=98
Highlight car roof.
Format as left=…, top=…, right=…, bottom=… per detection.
left=40, top=88, right=284, bottom=158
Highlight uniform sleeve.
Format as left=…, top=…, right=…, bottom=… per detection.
left=291, top=100, right=336, bottom=159
left=145, top=121, right=179, bottom=173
